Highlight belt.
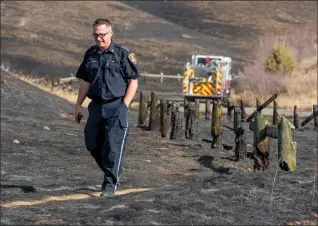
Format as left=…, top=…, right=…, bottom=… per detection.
left=93, top=97, right=122, bottom=104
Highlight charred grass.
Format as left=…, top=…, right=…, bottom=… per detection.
left=1, top=1, right=317, bottom=76
left=1, top=1, right=317, bottom=111
left=1, top=70, right=318, bottom=225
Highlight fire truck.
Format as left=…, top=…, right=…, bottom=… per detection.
left=183, top=55, right=232, bottom=101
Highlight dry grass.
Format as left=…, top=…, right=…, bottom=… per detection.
left=285, top=212, right=318, bottom=225
left=230, top=59, right=317, bottom=110
left=0, top=65, right=91, bottom=108
left=0, top=65, right=145, bottom=110
left=229, top=26, right=317, bottom=110
left=1, top=188, right=152, bottom=207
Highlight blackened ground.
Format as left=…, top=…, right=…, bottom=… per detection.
left=1, top=70, right=317, bottom=225
left=1, top=1, right=316, bottom=80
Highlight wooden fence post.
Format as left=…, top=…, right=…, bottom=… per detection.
left=185, top=102, right=193, bottom=139
left=256, top=98, right=260, bottom=110
left=211, top=100, right=223, bottom=148
left=234, top=108, right=247, bottom=161
left=294, top=105, right=299, bottom=129
left=149, top=92, right=160, bottom=131
left=278, top=116, right=297, bottom=171
left=313, top=104, right=318, bottom=129
left=166, top=101, right=172, bottom=136
left=138, top=92, right=147, bottom=127
left=185, top=101, right=199, bottom=140
left=234, top=108, right=240, bottom=132
left=252, top=111, right=270, bottom=171
left=160, top=100, right=171, bottom=138
left=205, top=99, right=211, bottom=120
left=247, top=94, right=278, bottom=122
left=301, top=106, right=318, bottom=128
left=195, top=99, right=200, bottom=118
left=184, top=97, right=189, bottom=117
left=227, top=99, right=232, bottom=121
left=273, top=100, right=278, bottom=125
left=160, top=99, right=165, bottom=137
left=170, top=101, right=183, bottom=140
left=240, top=99, right=246, bottom=122
left=177, top=73, right=181, bottom=84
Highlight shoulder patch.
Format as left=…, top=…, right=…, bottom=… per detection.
left=128, top=52, right=137, bottom=64
left=121, top=45, right=131, bottom=52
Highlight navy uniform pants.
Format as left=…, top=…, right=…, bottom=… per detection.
left=84, top=98, right=129, bottom=192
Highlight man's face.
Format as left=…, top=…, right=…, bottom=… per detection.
left=92, top=24, right=113, bottom=50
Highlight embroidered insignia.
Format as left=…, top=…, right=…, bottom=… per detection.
left=128, top=53, right=137, bottom=64
left=121, top=46, right=130, bottom=52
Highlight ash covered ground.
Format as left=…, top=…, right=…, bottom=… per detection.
left=1, top=70, right=317, bottom=225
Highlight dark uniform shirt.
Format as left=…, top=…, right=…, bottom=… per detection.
left=76, top=42, right=139, bottom=101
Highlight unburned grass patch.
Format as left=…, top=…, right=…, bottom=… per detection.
left=230, top=57, right=317, bottom=110
left=230, top=26, right=317, bottom=110
left=0, top=65, right=91, bottom=108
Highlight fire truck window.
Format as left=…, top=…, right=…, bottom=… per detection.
left=197, top=58, right=206, bottom=66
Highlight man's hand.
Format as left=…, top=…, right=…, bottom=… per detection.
left=123, top=100, right=129, bottom=108
left=74, top=80, right=90, bottom=123
left=123, top=79, right=138, bottom=108
left=74, top=105, right=83, bottom=123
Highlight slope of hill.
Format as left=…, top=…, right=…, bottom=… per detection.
left=1, top=1, right=316, bottom=79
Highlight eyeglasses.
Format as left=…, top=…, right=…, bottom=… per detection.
left=92, top=30, right=112, bottom=39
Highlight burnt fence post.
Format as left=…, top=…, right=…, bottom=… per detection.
left=240, top=99, right=246, bottom=122
left=313, top=104, right=318, bottom=129
left=273, top=100, right=278, bottom=125
left=251, top=111, right=270, bottom=171
left=160, top=100, right=171, bottom=138
left=205, top=99, right=211, bottom=120
left=294, top=105, right=299, bottom=129
left=149, top=92, right=160, bottom=131
left=170, top=101, right=183, bottom=140
left=234, top=108, right=247, bottom=161
left=138, top=92, right=148, bottom=127
left=227, top=99, right=233, bottom=121
left=211, top=100, right=223, bottom=149
left=256, top=98, right=260, bottom=111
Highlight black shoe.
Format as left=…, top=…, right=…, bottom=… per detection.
left=100, top=182, right=118, bottom=197
left=100, top=190, right=115, bottom=197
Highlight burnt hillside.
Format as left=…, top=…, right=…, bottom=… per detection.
left=1, top=1, right=316, bottom=78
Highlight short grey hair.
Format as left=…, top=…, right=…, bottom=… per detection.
left=93, top=18, right=111, bottom=27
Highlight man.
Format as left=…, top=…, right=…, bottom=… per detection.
left=74, top=18, right=139, bottom=197
left=205, top=57, right=211, bottom=67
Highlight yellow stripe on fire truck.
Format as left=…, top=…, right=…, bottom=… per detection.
left=193, top=82, right=216, bottom=95
left=183, top=68, right=194, bottom=80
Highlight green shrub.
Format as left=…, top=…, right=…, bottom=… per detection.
left=264, top=45, right=296, bottom=74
